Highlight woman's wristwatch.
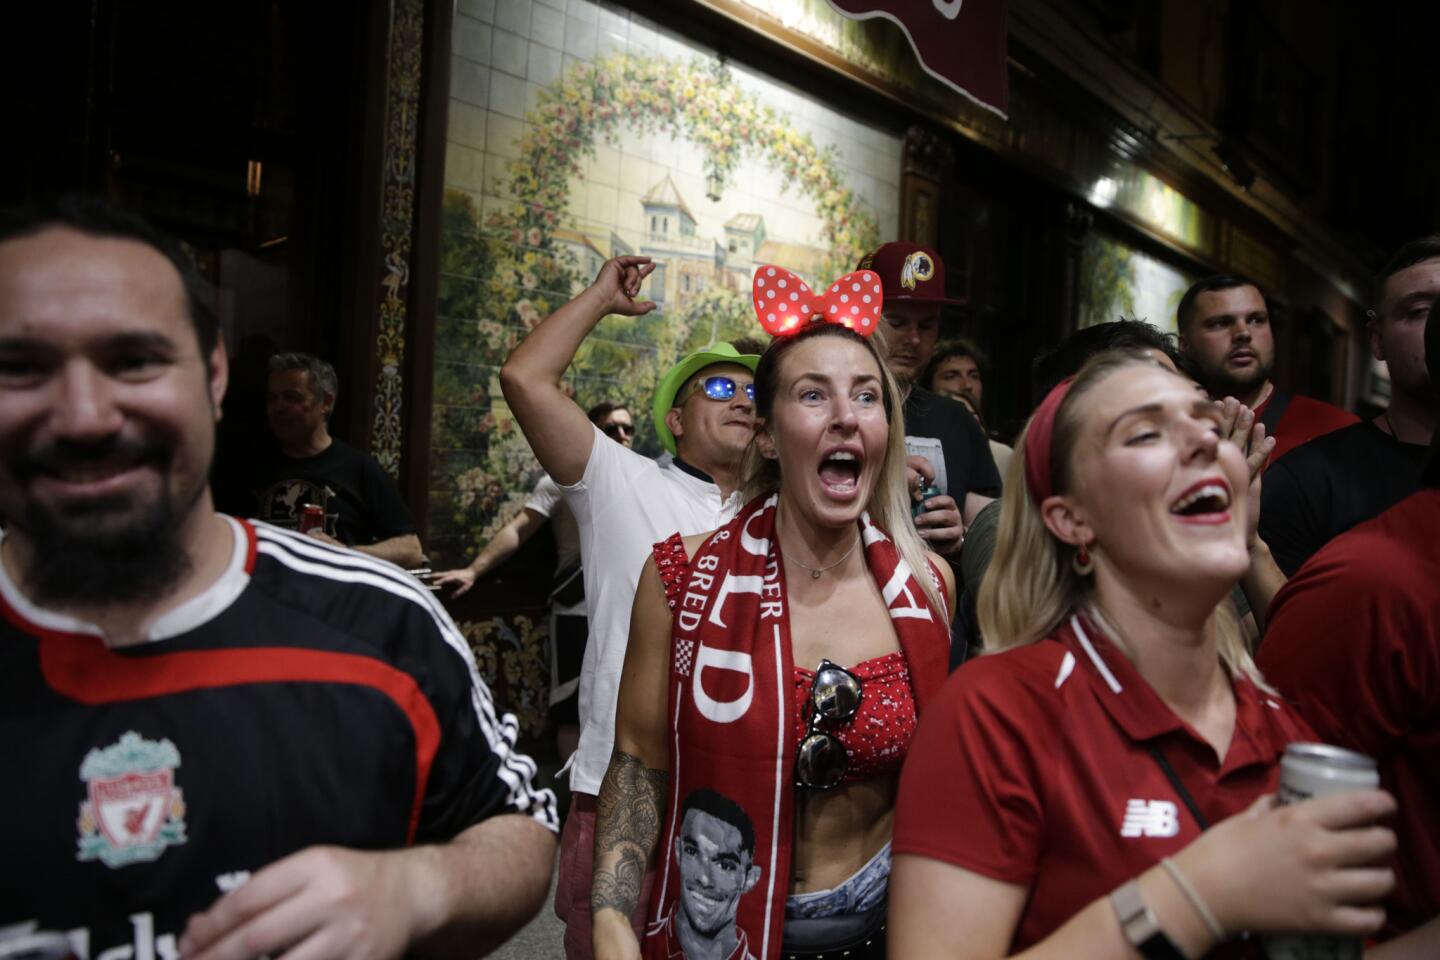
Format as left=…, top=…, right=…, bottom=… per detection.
left=1111, top=879, right=1188, bottom=959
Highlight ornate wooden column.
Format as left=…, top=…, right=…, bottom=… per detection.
left=900, top=126, right=955, bottom=248
left=351, top=0, right=451, bottom=540
left=368, top=0, right=426, bottom=478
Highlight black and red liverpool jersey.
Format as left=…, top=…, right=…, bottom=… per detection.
left=0, top=519, right=557, bottom=957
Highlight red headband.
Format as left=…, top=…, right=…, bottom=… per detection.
left=1024, top=377, right=1075, bottom=505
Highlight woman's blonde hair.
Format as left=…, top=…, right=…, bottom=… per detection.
left=977, top=349, right=1264, bottom=684
left=741, top=325, right=948, bottom=620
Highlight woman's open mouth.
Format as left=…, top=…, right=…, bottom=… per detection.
left=817, top=448, right=863, bottom=500
left=1169, top=479, right=1232, bottom=525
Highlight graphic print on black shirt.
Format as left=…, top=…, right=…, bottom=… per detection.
left=252, top=438, right=415, bottom=545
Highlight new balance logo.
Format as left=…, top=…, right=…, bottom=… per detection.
left=1120, top=799, right=1180, bottom=838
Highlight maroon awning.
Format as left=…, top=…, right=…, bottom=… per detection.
left=827, top=0, right=1009, bottom=117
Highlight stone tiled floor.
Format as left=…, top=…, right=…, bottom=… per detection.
left=490, top=863, right=564, bottom=958
left=490, top=744, right=569, bottom=958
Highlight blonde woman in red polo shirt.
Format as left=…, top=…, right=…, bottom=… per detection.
left=890, top=350, right=1398, bottom=958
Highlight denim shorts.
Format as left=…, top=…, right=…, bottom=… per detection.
left=784, top=841, right=892, bottom=920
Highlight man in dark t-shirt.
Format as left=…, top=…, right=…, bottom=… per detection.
left=857, top=242, right=1001, bottom=560
left=253, top=352, right=424, bottom=568
left=1258, top=238, right=1439, bottom=574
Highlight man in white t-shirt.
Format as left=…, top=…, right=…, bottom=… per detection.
left=501, top=256, right=761, bottom=959
left=433, top=402, right=635, bottom=759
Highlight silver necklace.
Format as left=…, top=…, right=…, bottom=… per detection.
left=787, top=536, right=861, bottom=579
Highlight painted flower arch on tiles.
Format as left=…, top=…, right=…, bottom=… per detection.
left=499, top=54, right=876, bottom=279
left=433, top=52, right=880, bottom=562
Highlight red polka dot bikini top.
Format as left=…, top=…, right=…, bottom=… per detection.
left=653, top=533, right=919, bottom=783
left=795, top=653, right=918, bottom=782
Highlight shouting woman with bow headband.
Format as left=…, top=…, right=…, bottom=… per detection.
left=590, top=266, right=955, bottom=960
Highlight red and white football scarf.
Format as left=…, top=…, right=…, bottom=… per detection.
left=644, top=493, right=950, bottom=959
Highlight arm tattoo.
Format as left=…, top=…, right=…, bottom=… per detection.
left=592, top=749, right=667, bottom=919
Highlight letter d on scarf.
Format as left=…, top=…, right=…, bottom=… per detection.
left=693, top=645, right=755, bottom=723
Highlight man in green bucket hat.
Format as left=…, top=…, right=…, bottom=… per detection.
left=502, top=255, right=760, bottom=958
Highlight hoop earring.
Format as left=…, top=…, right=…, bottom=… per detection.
left=1072, top=543, right=1093, bottom=576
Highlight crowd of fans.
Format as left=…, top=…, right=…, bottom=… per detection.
left=0, top=194, right=1435, bottom=960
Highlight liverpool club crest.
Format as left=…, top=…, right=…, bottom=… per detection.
left=77, top=731, right=187, bottom=868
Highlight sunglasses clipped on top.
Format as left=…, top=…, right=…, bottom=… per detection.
left=795, top=659, right=864, bottom=790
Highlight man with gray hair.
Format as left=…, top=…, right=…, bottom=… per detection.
left=253, top=352, right=424, bottom=567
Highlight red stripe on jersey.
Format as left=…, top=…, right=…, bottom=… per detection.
left=238, top=518, right=259, bottom=573
left=34, top=631, right=439, bottom=845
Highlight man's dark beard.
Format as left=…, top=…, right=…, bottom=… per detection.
left=1206, top=358, right=1272, bottom=402
left=11, top=437, right=196, bottom=607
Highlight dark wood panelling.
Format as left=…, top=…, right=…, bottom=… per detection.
left=400, top=0, right=455, bottom=544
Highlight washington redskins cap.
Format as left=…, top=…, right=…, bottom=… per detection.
left=856, top=241, right=965, bottom=306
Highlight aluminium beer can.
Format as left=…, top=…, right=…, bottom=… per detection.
left=911, top=482, right=944, bottom=520
left=1264, top=743, right=1379, bottom=960
left=299, top=503, right=325, bottom=534
left=1278, top=743, right=1379, bottom=804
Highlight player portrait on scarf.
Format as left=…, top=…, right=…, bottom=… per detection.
left=653, top=789, right=762, bottom=960
left=589, top=266, right=955, bottom=960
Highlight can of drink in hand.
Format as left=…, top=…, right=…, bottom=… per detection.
left=1278, top=743, right=1379, bottom=804
left=299, top=503, right=325, bottom=534
left=912, top=482, right=943, bottom=520
left=1264, top=743, right=1379, bottom=960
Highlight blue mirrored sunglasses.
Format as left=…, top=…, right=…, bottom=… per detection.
left=689, top=375, right=755, bottom=403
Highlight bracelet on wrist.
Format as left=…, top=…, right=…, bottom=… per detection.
left=1159, top=856, right=1226, bottom=943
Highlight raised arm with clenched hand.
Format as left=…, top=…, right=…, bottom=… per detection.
left=500, top=256, right=656, bottom=485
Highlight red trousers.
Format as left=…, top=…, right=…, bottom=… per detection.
left=554, top=792, right=656, bottom=959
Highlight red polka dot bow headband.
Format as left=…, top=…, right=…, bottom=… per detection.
left=751, top=265, right=884, bottom=337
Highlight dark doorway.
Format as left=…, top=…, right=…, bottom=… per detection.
left=6, top=0, right=388, bottom=514
left=938, top=142, right=1071, bottom=443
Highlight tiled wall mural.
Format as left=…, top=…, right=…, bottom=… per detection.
left=436, top=0, right=902, bottom=728
left=1078, top=230, right=1196, bottom=334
